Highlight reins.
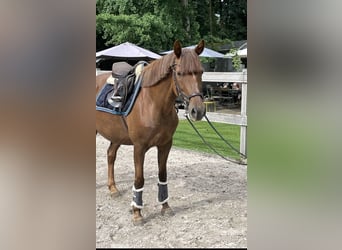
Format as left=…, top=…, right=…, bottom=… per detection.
left=184, top=113, right=247, bottom=165
left=203, top=115, right=247, bottom=159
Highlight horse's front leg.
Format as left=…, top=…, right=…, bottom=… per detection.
left=131, top=144, right=146, bottom=225
left=157, top=140, right=174, bottom=216
left=107, top=142, right=120, bottom=197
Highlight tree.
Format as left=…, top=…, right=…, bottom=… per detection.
left=96, top=13, right=172, bottom=52
left=96, top=0, right=247, bottom=52
left=96, top=0, right=200, bottom=51
left=214, top=0, right=247, bottom=41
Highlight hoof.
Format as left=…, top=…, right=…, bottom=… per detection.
left=161, top=207, right=174, bottom=216
left=110, top=191, right=120, bottom=198
left=109, top=186, right=120, bottom=198
left=132, top=216, right=144, bottom=226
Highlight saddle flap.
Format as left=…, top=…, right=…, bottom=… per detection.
left=112, top=62, right=133, bottom=78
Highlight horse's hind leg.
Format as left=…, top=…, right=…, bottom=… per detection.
left=107, top=142, right=120, bottom=197
left=157, top=140, right=174, bottom=216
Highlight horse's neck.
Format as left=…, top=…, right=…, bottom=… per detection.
left=141, top=77, right=176, bottom=114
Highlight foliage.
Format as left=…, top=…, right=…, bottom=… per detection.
left=200, top=57, right=216, bottom=64
left=96, top=0, right=247, bottom=52
left=213, top=0, right=247, bottom=41
left=202, top=34, right=232, bottom=51
left=96, top=13, right=171, bottom=52
left=229, top=48, right=243, bottom=71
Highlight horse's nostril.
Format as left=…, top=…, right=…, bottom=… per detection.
left=191, top=108, right=197, bottom=117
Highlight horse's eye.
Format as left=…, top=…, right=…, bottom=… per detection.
left=177, top=72, right=181, bottom=76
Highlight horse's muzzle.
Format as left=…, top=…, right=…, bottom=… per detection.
left=188, top=99, right=206, bottom=121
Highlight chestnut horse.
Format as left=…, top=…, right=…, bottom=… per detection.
left=96, top=40, right=206, bottom=224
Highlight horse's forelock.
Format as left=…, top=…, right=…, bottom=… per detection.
left=178, top=49, right=203, bottom=74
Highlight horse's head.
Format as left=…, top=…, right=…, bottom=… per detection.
left=172, top=40, right=206, bottom=121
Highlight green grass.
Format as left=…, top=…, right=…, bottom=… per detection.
left=172, top=120, right=241, bottom=159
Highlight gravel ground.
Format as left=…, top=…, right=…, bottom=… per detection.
left=96, top=134, right=247, bottom=248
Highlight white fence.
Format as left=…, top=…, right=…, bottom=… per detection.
left=96, top=69, right=247, bottom=157
left=202, top=69, right=247, bottom=157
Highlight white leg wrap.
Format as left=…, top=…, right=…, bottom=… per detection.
left=131, top=201, right=144, bottom=209
left=158, top=180, right=168, bottom=185
left=131, top=185, right=144, bottom=209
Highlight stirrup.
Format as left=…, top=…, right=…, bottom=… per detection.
left=108, top=98, right=122, bottom=108
left=111, top=96, right=122, bottom=102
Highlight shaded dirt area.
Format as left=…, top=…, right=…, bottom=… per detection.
left=96, top=135, right=247, bottom=248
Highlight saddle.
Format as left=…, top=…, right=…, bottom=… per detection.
left=108, top=61, right=146, bottom=110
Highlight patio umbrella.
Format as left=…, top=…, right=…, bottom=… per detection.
left=225, top=42, right=247, bottom=58
left=237, top=48, right=247, bottom=58
left=160, top=45, right=225, bottom=58
left=96, top=42, right=161, bottom=61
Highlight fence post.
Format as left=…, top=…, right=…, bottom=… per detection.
left=240, top=69, right=247, bottom=158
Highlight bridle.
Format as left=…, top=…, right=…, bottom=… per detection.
left=171, top=63, right=203, bottom=106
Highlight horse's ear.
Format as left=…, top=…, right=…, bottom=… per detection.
left=195, top=39, right=205, bottom=55
left=173, top=40, right=182, bottom=58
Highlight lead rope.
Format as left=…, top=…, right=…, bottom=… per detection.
left=185, top=113, right=247, bottom=166
left=204, top=115, right=247, bottom=159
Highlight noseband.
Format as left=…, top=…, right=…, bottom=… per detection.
left=171, top=64, right=203, bottom=105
